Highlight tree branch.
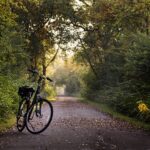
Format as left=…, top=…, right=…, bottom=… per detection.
left=46, top=48, right=59, bottom=68
left=77, top=32, right=99, bottom=78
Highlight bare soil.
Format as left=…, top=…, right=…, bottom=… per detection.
left=0, top=96, right=150, bottom=150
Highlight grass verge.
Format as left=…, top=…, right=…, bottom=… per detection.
left=0, top=115, right=16, bottom=132
left=80, top=98, right=150, bottom=131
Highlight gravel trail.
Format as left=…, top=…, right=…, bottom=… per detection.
left=0, top=96, right=150, bottom=150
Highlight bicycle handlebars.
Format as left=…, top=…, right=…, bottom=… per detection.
left=28, top=69, right=53, bottom=82
left=28, top=69, right=39, bottom=74
left=46, top=77, right=53, bottom=82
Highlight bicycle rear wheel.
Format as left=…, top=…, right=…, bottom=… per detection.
left=17, top=100, right=28, bottom=132
left=26, top=99, right=53, bottom=134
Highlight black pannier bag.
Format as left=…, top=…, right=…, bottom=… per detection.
left=18, top=86, right=35, bottom=98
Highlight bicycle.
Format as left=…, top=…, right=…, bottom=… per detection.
left=16, top=69, right=53, bottom=134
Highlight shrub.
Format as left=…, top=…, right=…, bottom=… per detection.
left=0, top=75, right=19, bottom=121
left=42, top=82, right=56, bottom=100
left=80, top=33, right=150, bottom=123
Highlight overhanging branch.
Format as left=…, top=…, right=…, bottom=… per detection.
left=46, top=48, right=59, bottom=68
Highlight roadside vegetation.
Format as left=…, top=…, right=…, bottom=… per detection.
left=80, top=99, right=150, bottom=131
left=52, top=58, right=81, bottom=96
left=74, top=1, right=150, bottom=124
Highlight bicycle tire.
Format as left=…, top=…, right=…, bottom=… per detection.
left=16, top=100, right=27, bottom=132
left=25, top=99, right=53, bottom=134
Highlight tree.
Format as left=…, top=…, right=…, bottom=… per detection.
left=11, top=0, right=78, bottom=76
left=0, top=0, right=27, bottom=76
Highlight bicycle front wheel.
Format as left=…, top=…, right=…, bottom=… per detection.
left=26, top=99, right=53, bottom=134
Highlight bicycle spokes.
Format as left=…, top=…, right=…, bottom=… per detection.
left=26, top=99, right=53, bottom=134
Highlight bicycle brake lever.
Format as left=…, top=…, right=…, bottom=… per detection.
left=46, top=77, right=53, bottom=82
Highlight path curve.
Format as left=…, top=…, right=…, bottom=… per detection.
left=0, top=96, right=150, bottom=150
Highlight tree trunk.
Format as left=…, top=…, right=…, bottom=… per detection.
left=42, top=54, right=47, bottom=88
left=42, top=63, right=46, bottom=76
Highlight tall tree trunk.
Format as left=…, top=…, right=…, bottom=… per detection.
left=145, top=5, right=149, bottom=35
left=145, top=16, right=149, bottom=35
left=42, top=63, right=46, bottom=76
left=42, top=53, right=47, bottom=88
left=34, top=56, right=37, bottom=69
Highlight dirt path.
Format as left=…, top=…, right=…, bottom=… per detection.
left=0, top=96, right=150, bottom=150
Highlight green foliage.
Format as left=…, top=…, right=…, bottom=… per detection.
left=65, top=73, right=80, bottom=95
left=0, top=76, right=19, bottom=121
left=80, top=33, right=150, bottom=123
left=0, top=28, right=28, bottom=75
left=11, top=0, right=76, bottom=74
left=0, top=0, right=28, bottom=75
left=74, top=0, right=150, bottom=124
left=124, top=34, right=150, bottom=97
left=0, top=0, right=76, bottom=122
left=42, top=82, right=56, bottom=99
left=0, top=0, right=29, bottom=123
left=53, top=59, right=81, bottom=95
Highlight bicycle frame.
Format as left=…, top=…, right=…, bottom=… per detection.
left=26, top=70, right=53, bottom=118
left=27, top=76, right=43, bottom=118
